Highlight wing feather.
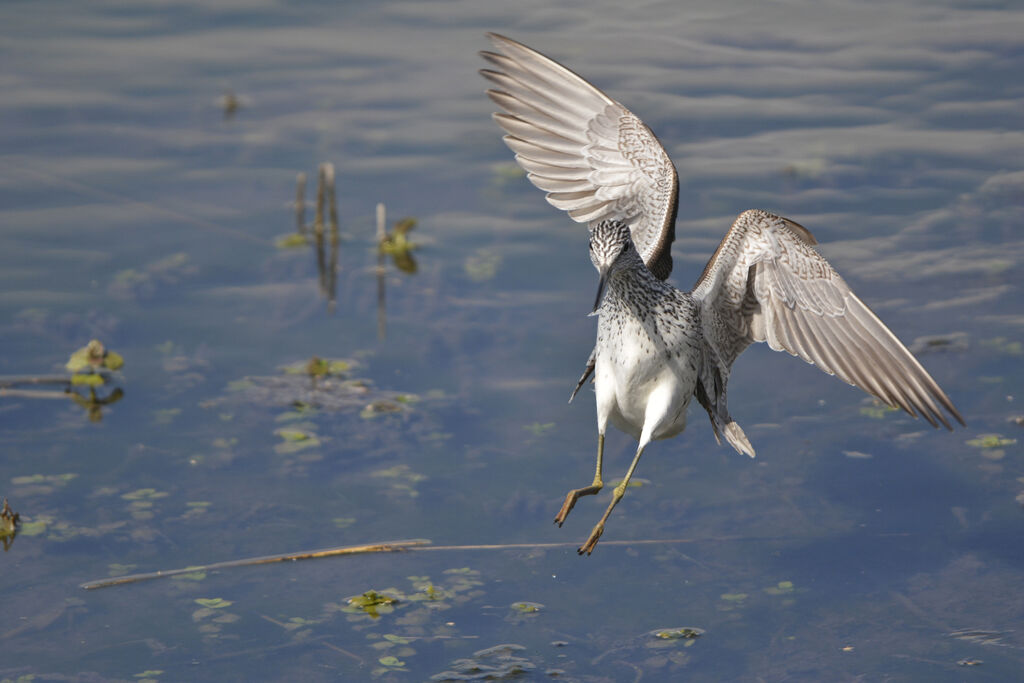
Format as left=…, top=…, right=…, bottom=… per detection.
left=481, top=33, right=678, bottom=280
left=694, top=209, right=964, bottom=429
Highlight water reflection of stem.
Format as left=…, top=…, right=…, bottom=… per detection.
left=294, top=172, right=307, bottom=237
left=376, top=202, right=387, bottom=340
left=326, top=163, right=339, bottom=313
left=314, top=164, right=328, bottom=295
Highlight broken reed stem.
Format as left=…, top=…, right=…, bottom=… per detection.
left=294, top=172, right=307, bottom=236
left=0, top=388, right=71, bottom=399
left=80, top=534, right=840, bottom=591
left=80, top=539, right=430, bottom=590
left=0, top=375, right=75, bottom=387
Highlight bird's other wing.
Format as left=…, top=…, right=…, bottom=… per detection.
left=480, top=33, right=678, bottom=280
left=692, top=209, right=964, bottom=430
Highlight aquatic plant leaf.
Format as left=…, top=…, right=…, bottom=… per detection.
left=764, top=581, right=795, bottom=595
left=510, top=602, right=543, bottom=614
left=965, top=434, right=1016, bottom=448
left=523, top=422, right=554, bottom=436
left=195, top=598, right=232, bottom=609
left=859, top=399, right=899, bottom=419
left=464, top=249, right=501, bottom=282
left=71, top=373, right=105, bottom=386
left=653, top=627, right=704, bottom=639
left=276, top=233, right=309, bottom=249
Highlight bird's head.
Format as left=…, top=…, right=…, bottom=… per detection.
left=588, top=219, right=640, bottom=313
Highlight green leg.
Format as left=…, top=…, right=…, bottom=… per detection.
left=578, top=442, right=646, bottom=555
left=554, top=433, right=604, bottom=526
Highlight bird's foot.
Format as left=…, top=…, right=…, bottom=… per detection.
left=554, top=484, right=602, bottom=527
left=577, top=523, right=604, bottom=555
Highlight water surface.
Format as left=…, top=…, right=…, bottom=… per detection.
left=1, top=1, right=1022, bottom=680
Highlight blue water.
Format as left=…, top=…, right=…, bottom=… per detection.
left=1, top=1, right=1022, bottom=680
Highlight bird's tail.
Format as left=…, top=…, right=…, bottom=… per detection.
left=724, top=421, right=755, bottom=458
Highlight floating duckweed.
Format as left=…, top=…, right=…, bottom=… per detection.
left=523, top=422, right=555, bottom=436
left=361, top=400, right=402, bottom=419
left=720, top=593, right=748, bottom=602
left=332, top=517, right=356, bottom=529
left=464, top=249, right=501, bottom=282
left=11, top=473, right=77, bottom=487
left=764, top=581, right=795, bottom=595
left=345, top=590, right=400, bottom=618
left=66, top=340, right=124, bottom=372
left=276, top=429, right=312, bottom=442
left=19, top=517, right=50, bottom=536
left=510, top=602, right=543, bottom=614
left=859, top=399, right=899, bottom=419
left=276, top=233, right=309, bottom=249
left=981, top=337, right=1023, bottom=356
left=195, top=598, right=232, bottom=609
left=121, top=488, right=169, bottom=501
left=274, top=428, right=321, bottom=454
left=966, top=434, right=1016, bottom=449
left=71, top=373, right=105, bottom=386
left=431, top=643, right=534, bottom=681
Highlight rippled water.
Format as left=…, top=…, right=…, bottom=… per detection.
left=1, top=1, right=1022, bottom=680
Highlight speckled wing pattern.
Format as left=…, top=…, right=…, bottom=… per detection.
left=480, top=32, right=677, bottom=280
left=693, top=210, right=964, bottom=430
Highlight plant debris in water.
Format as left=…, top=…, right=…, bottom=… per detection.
left=908, top=333, right=968, bottom=354
left=1, top=498, right=20, bottom=551
left=379, top=217, right=419, bottom=274
left=859, top=398, right=900, bottom=420
left=965, top=434, right=1016, bottom=449
left=203, top=356, right=426, bottom=415
left=652, top=627, right=704, bottom=640
left=431, top=643, right=535, bottom=681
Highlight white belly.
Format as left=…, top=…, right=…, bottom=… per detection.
left=594, top=314, right=699, bottom=443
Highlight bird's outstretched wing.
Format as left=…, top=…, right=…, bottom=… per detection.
left=480, top=32, right=678, bottom=280
left=693, top=209, right=964, bottom=429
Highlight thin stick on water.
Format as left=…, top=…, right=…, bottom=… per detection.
left=80, top=539, right=430, bottom=590
left=80, top=533, right=865, bottom=591
left=376, top=202, right=387, bottom=340
left=294, top=172, right=307, bottom=237
left=0, top=375, right=75, bottom=388
left=0, top=388, right=70, bottom=399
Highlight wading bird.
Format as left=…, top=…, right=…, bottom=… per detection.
left=480, top=33, right=963, bottom=555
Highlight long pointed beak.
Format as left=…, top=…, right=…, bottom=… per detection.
left=592, top=266, right=609, bottom=313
